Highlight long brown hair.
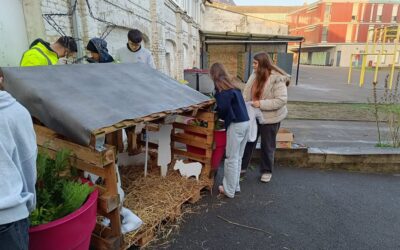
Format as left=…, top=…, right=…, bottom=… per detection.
left=0, top=68, right=4, bottom=90
left=253, top=52, right=287, bottom=100
left=209, top=63, right=237, bottom=92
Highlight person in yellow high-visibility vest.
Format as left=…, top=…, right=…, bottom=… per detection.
left=20, top=36, right=77, bottom=67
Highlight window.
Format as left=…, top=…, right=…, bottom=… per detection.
left=370, top=4, right=375, bottom=21
left=377, top=4, right=383, bottom=22
left=351, top=3, right=359, bottom=22
left=392, top=5, right=399, bottom=23
left=305, top=25, right=317, bottom=32
left=324, top=5, right=331, bottom=21
left=322, top=26, right=329, bottom=42
left=381, top=50, right=387, bottom=64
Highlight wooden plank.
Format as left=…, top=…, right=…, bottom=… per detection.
left=188, top=190, right=201, bottom=204
left=171, top=133, right=210, bottom=149
left=103, top=162, right=122, bottom=236
left=73, top=157, right=107, bottom=177
left=91, top=233, right=121, bottom=250
left=113, top=122, right=126, bottom=129
left=106, top=131, right=124, bottom=154
left=98, top=194, right=120, bottom=214
left=172, top=123, right=212, bottom=135
left=103, top=163, right=119, bottom=195
left=94, top=223, right=114, bottom=238
left=37, top=147, right=108, bottom=178
left=191, top=107, right=199, bottom=117
left=106, top=208, right=122, bottom=237
left=172, top=148, right=208, bottom=163
left=34, top=125, right=114, bottom=167
left=168, top=204, right=182, bottom=221
left=146, top=123, right=160, bottom=132
left=138, top=141, right=158, bottom=150
left=90, top=100, right=215, bottom=135
left=195, top=111, right=216, bottom=122
left=116, top=130, right=124, bottom=153
left=137, top=229, right=155, bottom=247
left=95, top=184, right=107, bottom=195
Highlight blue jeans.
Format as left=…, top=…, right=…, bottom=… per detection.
left=0, top=218, right=29, bottom=250
left=223, top=121, right=249, bottom=198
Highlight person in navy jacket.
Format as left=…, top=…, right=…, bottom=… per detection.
left=210, top=63, right=250, bottom=198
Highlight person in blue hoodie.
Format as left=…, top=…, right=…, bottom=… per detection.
left=0, top=69, right=37, bottom=250
left=86, top=38, right=114, bottom=63
left=209, top=63, right=250, bottom=198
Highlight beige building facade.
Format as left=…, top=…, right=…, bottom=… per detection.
left=203, top=2, right=288, bottom=34
left=1, top=0, right=207, bottom=80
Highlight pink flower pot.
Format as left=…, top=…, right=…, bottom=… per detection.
left=29, top=189, right=99, bottom=250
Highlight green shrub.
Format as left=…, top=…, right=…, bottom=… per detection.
left=30, top=149, right=93, bottom=226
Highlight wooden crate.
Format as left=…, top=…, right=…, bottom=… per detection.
left=171, top=111, right=216, bottom=177
left=276, top=128, right=294, bottom=149
left=35, top=125, right=123, bottom=250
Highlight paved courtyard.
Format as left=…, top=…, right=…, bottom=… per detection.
left=165, top=167, right=400, bottom=250
left=289, top=66, right=400, bottom=103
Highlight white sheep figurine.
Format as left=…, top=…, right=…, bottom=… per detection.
left=173, top=159, right=202, bottom=181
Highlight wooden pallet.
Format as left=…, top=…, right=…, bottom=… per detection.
left=34, top=125, right=123, bottom=250
left=171, top=111, right=216, bottom=177
left=122, top=174, right=213, bottom=249
left=91, top=100, right=215, bottom=139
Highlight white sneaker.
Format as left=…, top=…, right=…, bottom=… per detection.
left=260, top=173, right=272, bottom=183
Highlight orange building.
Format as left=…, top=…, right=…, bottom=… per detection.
left=288, top=0, right=400, bottom=67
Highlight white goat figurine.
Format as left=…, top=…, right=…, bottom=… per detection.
left=173, top=159, right=202, bottom=181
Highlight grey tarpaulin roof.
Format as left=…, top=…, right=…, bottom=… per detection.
left=2, top=63, right=211, bottom=145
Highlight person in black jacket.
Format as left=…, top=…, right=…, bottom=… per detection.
left=86, top=38, right=114, bottom=63
left=210, top=63, right=250, bottom=198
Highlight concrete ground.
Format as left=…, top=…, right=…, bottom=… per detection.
left=281, top=119, right=399, bottom=154
left=164, top=167, right=400, bottom=250
left=284, top=66, right=399, bottom=152
left=289, top=66, right=400, bottom=103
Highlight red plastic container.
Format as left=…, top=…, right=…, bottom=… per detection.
left=187, top=130, right=227, bottom=169
left=29, top=189, right=99, bottom=250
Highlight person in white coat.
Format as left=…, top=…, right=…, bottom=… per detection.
left=241, top=52, right=289, bottom=183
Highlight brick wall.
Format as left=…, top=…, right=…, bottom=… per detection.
left=36, top=0, right=204, bottom=79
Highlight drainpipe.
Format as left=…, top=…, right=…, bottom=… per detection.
left=71, top=0, right=84, bottom=60
left=295, top=41, right=302, bottom=86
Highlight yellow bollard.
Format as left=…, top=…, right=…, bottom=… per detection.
left=389, top=26, right=400, bottom=89
left=348, top=54, right=353, bottom=84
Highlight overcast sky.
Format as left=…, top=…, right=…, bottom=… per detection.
left=234, top=0, right=318, bottom=6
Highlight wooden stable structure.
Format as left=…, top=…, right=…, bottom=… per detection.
left=34, top=100, right=216, bottom=249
